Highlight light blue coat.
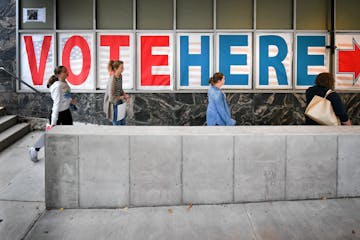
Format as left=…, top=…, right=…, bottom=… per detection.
left=206, top=86, right=236, bottom=126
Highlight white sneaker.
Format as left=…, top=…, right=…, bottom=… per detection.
left=29, top=147, right=39, bottom=162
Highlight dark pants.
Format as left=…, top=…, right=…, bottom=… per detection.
left=49, top=108, right=73, bottom=125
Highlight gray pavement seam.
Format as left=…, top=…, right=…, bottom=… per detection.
left=244, top=204, right=260, bottom=240
left=20, top=207, right=46, bottom=240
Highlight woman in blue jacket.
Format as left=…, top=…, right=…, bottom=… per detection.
left=206, top=72, right=236, bottom=126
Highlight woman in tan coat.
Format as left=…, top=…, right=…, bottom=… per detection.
left=103, top=60, right=130, bottom=125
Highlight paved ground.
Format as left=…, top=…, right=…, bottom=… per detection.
left=0, top=131, right=45, bottom=240
left=0, top=131, right=360, bottom=240
left=24, top=199, right=360, bottom=240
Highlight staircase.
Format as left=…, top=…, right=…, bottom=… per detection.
left=0, top=106, right=30, bottom=152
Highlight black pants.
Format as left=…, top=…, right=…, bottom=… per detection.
left=49, top=108, right=73, bottom=125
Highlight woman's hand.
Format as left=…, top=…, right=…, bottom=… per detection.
left=46, top=124, right=53, bottom=131
left=124, top=93, right=130, bottom=103
left=118, top=94, right=130, bottom=103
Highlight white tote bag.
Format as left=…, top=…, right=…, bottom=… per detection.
left=117, top=103, right=127, bottom=121
left=305, top=89, right=340, bottom=126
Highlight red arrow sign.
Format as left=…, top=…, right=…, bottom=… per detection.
left=338, top=39, right=360, bottom=82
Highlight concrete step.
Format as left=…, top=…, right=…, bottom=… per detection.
left=0, top=106, right=6, bottom=116
left=0, top=115, right=18, bottom=133
left=0, top=123, right=31, bottom=152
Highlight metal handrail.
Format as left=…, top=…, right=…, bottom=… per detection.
left=0, top=66, right=41, bottom=93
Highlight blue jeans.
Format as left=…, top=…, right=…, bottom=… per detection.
left=112, top=104, right=126, bottom=126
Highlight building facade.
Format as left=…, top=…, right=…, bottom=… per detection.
left=0, top=0, right=359, bottom=125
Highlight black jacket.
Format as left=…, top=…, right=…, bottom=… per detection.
left=305, top=85, right=349, bottom=125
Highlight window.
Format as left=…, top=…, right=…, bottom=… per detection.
left=137, top=0, right=173, bottom=30
left=20, top=0, right=54, bottom=29
left=57, top=0, right=93, bottom=29
left=216, top=0, right=253, bottom=29
left=177, top=0, right=213, bottom=29
left=297, top=0, right=330, bottom=30
left=97, top=0, right=133, bottom=29
left=256, top=0, right=293, bottom=29
left=17, top=0, right=360, bottom=92
left=336, top=0, right=360, bottom=30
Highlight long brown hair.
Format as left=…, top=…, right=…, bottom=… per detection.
left=107, top=60, right=123, bottom=73
left=208, top=72, right=224, bottom=86
left=47, top=75, right=58, bottom=88
left=315, top=72, right=335, bottom=90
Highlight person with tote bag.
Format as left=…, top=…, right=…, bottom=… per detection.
left=305, top=72, right=351, bottom=126
left=103, top=60, right=130, bottom=125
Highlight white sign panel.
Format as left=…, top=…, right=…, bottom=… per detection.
left=255, top=32, right=293, bottom=89
left=58, top=33, right=95, bottom=90
left=20, top=33, right=55, bottom=91
left=97, top=33, right=134, bottom=90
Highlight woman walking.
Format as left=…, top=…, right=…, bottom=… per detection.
left=103, top=60, right=130, bottom=125
left=28, top=66, right=76, bottom=162
left=206, top=72, right=236, bottom=126
left=305, top=72, right=351, bottom=125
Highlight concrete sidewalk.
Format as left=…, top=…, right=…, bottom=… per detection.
left=0, top=131, right=45, bottom=240
left=23, top=198, right=360, bottom=240
left=1, top=131, right=360, bottom=240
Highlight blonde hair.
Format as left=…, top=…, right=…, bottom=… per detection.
left=107, top=60, right=123, bottom=73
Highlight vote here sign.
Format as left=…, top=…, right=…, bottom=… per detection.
left=19, top=32, right=359, bottom=91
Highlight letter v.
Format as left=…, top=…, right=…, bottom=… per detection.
left=24, top=35, right=52, bottom=85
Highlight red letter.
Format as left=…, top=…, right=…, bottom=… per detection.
left=24, top=35, right=52, bottom=85
left=140, top=36, right=170, bottom=86
left=62, top=36, right=91, bottom=85
left=100, top=35, right=130, bottom=60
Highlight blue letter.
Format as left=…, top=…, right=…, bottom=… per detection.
left=180, top=36, right=210, bottom=86
left=219, top=35, right=249, bottom=85
left=259, top=35, right=288, bottom=86
left=297, top=36, right=325, bottom=86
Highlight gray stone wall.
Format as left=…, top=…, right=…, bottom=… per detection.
left=1, top=0, right=359, bottom=125
left=0, top=0, right=16, bottom=91
left=1, top=91, right=359, bottom=125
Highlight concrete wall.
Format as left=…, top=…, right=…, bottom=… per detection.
left=45, top=126, right=360, bottom=209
